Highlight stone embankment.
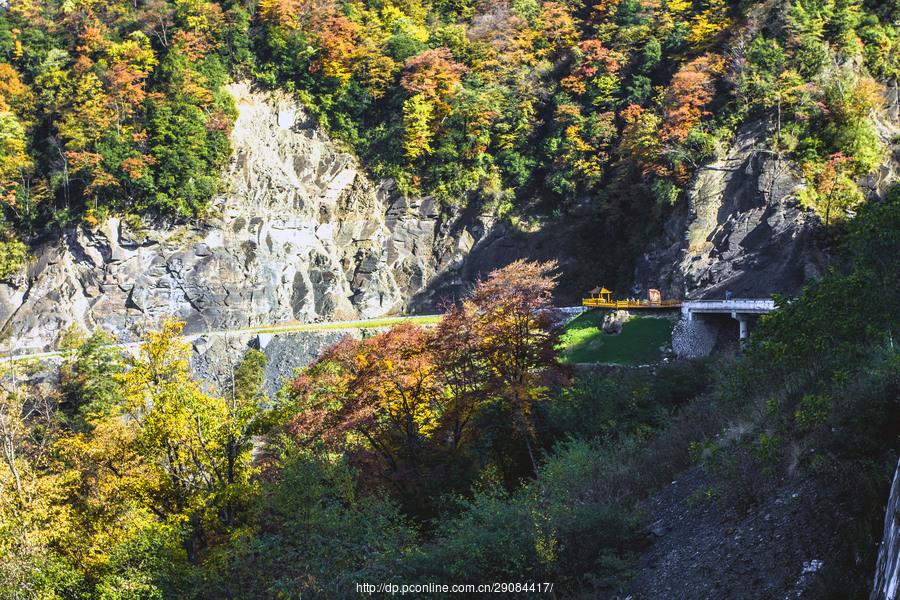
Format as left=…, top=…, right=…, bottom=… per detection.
left=671, top=318, right=718, bottom=359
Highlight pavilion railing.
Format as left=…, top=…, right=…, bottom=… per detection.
left=581, top=298, right=682, bottom=309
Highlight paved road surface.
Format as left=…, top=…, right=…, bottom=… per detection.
left=1, top=314, right=443, bottom=363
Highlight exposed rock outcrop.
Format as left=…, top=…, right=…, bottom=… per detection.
left=636, top=82, right=899, bottom=301
left=0, top=83, right=490, bottom=352
left=601, top=310, right=631, bottom=335
left=190, top=328, right=364, bottom=398
left=634, top=121, right=831, bottom=300
left=872, top=457, right=900, bottom=600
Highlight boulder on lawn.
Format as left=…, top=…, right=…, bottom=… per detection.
left=602, top=310, right=631, bottom=335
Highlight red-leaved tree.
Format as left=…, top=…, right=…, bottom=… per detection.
left=286, top=260, right=564, bottom=496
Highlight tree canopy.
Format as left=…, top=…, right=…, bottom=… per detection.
left=0, top=0, right=893, bottom=283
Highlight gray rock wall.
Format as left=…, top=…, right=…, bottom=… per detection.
left=0, top=83, right=490, bottom=352
left=190, top=328, right=364, bottom=398
left=872, top=457, right=900, bottom=600
left=636, top=82, right=898, bottom=301
left=635, top=121, right=831, bottom=301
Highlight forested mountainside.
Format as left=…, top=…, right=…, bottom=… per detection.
left=2, top=0, right=900, bottom=598
left=0, top=0, right=897, bottom=279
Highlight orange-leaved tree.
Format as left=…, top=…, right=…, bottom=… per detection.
left=288, top=323, right=445, bottom=492
left=661, top=53, right=723, bottom=144
left=287, top=260, right=564, bottom=498
left=462, top=260, right=563, bottom=470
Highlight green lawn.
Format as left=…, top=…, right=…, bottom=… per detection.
left=558, top=310, right=674, bottom=365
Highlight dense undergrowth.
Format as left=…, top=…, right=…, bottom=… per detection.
left=0, top=0, right=896, bottom=281
left=692, top=187, right=900, bottom=596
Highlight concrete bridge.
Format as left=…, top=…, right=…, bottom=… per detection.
left=682, top=299, right=776, bottom=339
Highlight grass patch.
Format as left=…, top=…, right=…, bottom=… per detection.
left=559, top=310, right=674, bottom=365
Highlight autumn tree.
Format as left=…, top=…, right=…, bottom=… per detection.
left=0, top=112, right=32, bottom=208
left=538, top=1, right=579, bottom=57
left=137, top=0, right=176, bottom=48
left=0, top=63, right=34, bottom=210
left=460, top=260, right=562, bottom=470
left=431, top=303, right=490, bottom=451
left=258, top=0, right=334, bottom=29
left=356, top=47, right=398, bottom=99
left=311, top=12, right=362, bottom=84
left=0, top=321, right=227, bottom=597
left=288, top=323, right=443, bottom=493
left=0, top=0, right=236, bottom=228
left=402, top=94, right=435, bottom=160
left=287, top=261, right=564, bottom=496
left=172, top=0, right=226, bottom=61
left=660, top=54, right=723, bottom=144
left=58, top=72, right=113, bottom=152
left=0, top=63, right=33, bottom=116
left=820, top=73, right=884, bottom=173
left=618, top=103, right=665, bottom=177
left=115, top=318, right=261, bottom=555
left=686, top=0, right=731, bottom=47
left=545, top=102, right=616, bottom=194
left=400, top=47, right=466, bottom=107
left=560, top=39, right=624, bottom=108
left=799, top=152, right=865, bottom=227
left=1, top=0, right=894, bottom=241
left=0, top=379, right=62, bottom=514
left=0, top=233, right=27, bottom=280
left=104, top=32, right=158, bottom=128
left=0, top=375, right=79, bottom=597
left=466, top=4, right=535, bottom=76
left=399, top=48, right=466, bottom=164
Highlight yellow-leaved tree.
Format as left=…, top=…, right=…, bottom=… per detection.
left=115, top=317, right=262, bottom=557
left=402, top=94, right=435, bottom=160
left=0, top=378, right=76, bottom=593
left=0, top=319, right=269, bottom=597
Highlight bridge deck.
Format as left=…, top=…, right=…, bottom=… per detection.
left=682, top=299, right=775, bottom=314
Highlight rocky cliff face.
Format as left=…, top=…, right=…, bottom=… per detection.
left=3, top=81, right=897, bottom=352
left=0, top=82, right=489, bottom=352
left=635, top=121, right=831, bottom=300
left=872, top=457, right=900, bottom=600
left=635, top=84, right=899, bottom=300
left=190, top=328, right=364, bottom=398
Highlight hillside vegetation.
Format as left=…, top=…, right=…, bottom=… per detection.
left=0, top=190, right=897, bottom=597
left=1, top=0, right=899, bottom=595
left=0, top=0, right=896, bottom=278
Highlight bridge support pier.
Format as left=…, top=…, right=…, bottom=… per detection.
left=733, top=313, right=749, bottom=340
left=675, top=298, right=775, bottom=358
left=681, top=299, right=775, bottom=344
